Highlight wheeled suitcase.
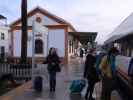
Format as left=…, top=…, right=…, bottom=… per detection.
left=34, top=76, right=43, bottom=92
left=70, top=79, right=86, bottom=93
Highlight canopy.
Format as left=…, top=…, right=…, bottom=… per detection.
left=105, top=13, right=133, bottom=44
left=69, top=32, right=97, bottom=45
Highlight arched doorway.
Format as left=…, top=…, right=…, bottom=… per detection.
left=35, top=39, right=43, bottom=54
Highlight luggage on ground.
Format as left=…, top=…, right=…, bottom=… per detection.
left=92, top=80, right=102, bottom=99
left=34, top=76, right=43, bottom=92
left=70, top=79, right=86, bottom=93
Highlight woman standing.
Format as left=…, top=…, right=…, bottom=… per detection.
left=44, top=47, right=60, bottom=92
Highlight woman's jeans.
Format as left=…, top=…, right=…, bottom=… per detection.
left=49, top=71, right=56, bottom=91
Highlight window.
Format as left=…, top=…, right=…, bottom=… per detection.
left=35, top=39, right=43, bottom=54
left=72, top=41, right=74, bottom=53
left=0, top=46, right=5, bottom=57
left=1, top=33, right=5, bottom=40
left=69, top=40, right=72, bottom=53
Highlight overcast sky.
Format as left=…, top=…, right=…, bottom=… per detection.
left=0, top=0, right=133, bottom=44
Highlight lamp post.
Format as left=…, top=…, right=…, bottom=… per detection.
left=21, top=0, right=28, bottom=64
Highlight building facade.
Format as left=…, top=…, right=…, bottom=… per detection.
left=0, top=15, right=10, bottom=62
left=0, top=26, right=10, bottom=60
left=68, top=32, right=97, bottom=57
left=10, top=7, right=76, bottom=64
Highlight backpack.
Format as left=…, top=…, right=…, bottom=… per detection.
left=100, top=56, right=114, bottom=78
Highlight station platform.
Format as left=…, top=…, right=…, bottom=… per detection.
left=0, top=57, right=123, bottom=100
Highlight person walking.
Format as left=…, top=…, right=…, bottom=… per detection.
left=84, top=49, right=98, bottom=100
left=44, top=47, right=61, bottom=92
left=100, top=47, right=119, bottom=100
left=80, top=48, right=84, bottom=63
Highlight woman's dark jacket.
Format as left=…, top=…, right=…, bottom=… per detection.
left=44, top=54, right=60, bottom=72
left=84, top=54, right=98, bottom=82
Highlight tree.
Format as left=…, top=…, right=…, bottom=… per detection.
left=21, top=0, right=28, bottom=63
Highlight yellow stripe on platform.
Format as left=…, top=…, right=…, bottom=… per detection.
left=0, top=81, right=32, bottom=100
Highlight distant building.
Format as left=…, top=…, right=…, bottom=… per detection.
left=10, top=7, right=76, bottom=64
left=68, top=32, right=97, bottom=57
left=0, top=15, right=10, bottom=62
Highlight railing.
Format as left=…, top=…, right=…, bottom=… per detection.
left=0, top=64, right=32, bottom=83
left=0, top=64, right=48, bottom=84
left=0, top=63, right=11, bottom=75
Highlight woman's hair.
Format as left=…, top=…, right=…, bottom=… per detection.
left=48, top=47, right=58, bottom=56
left=108, top=47, right=119, bottom=56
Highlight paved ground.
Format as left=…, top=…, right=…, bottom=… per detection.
left=0, top=57, right=122, bottom=100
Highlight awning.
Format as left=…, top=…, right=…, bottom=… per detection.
left=69, top=32, right=97, bottom=44
left=105, top=12, right=133, bottom=44
left=105, top=32, right=133, bottom=44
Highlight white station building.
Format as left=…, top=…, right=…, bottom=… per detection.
left=10, top=7, right=77, bottom=64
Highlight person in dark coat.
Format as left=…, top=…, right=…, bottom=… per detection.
left=84, top=49, right=97, bottom=100
left=80, top=48, right=84, bottom=63
left=80, top=48, right=84, bottom=58
left=44, top=47, right=60, bottom=92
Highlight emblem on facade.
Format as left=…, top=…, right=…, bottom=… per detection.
left=36, top=17, right=42, bottom=23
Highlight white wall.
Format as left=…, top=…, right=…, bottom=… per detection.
left=13, top=30, right=48, bottom=57
left=17, top=12, right=59, bottom=26
left=0, top=26, right=10, bottom=54
left=13, top=29, right=65, bottom=58
left=27, top=32, right=32, bottom=57
left=43, top=16, right=59, bottom=25
left=13, top=30, right=21, bottom=57
left=49, top=29, right=65, bottom=57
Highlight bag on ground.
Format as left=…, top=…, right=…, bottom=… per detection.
left=70, top=79, right=86, bottom=93
left=92, top=81, right=102, bottom=100
left=34, top=76, right=43, bottom=92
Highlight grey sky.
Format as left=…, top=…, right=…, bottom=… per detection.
left=0, top=0, right=133, bottom=44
